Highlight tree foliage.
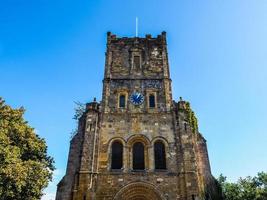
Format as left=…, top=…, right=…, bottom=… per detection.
left=73, top=101, right=85, bottom=121
left=70, top=101, right=86, bottom=139
left=203, top=177, right=224, bottom=200
left=0, top=97, right=55, bottom=200
left=218, top=172, right=267, bottom=200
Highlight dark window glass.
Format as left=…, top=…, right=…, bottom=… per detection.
left=119, top=94, right=126, bottom=108
left=149, top=94, right=155, bottom=108
left=134, top=56, right=141, bottom=69
left=154, top=141, right=166, bottom=170
left=111, top=141, right=123, bottom=169
left=133, top=142, right=145, bottom=170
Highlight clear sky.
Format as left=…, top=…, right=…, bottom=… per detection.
left=1, top=0, right=267, bottom=199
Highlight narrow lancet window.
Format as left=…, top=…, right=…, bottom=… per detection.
left=133, top=142, right=145, bottom=170
left=133, top=56, right=141, bottom=69
left=119, top=94, right=126, bottom=108
left=149, top=94, right=156, bottom=108
left=111, top=141, right=123, bottom=170
left=154, top=141, right=166, bottom=170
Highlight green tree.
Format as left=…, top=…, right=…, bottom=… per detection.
left=256, top=172, right=267, bottom=198
left=0, top=97, right=54, bottom=200
left=218, top=172, right=267, bottom=200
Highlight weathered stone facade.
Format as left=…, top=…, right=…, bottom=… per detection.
left=56, top=32, right=217, bottom=200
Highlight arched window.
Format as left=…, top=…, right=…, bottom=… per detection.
left=149, top=94, right=155, bottom=108
left=111, top=141, right=123, bottom=170
left=133, top=142, right=145, bottom=170
left=154, top=141, right=166, bottom=170
left=119, top=94, right=126, bottom=108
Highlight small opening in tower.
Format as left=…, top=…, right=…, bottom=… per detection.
left=149, top=94, right=156, bottom=108
left=192, top=195, right=195, bottom=200
left=119, top=94, right=126, bottom=108
left=133, top=55, right=141, bottom=69
left=184, top=123, right=187, bottom=132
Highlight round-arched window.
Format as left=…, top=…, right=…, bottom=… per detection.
left=132, top=142, right=145, bottom=170
left=154, top=141, right=166, bottom=170
left=111, top=141, right=123, bottom=170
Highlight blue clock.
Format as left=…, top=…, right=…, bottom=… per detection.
left=130, top=92, right=144, bottom=105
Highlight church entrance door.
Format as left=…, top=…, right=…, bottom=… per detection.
left=113, top=182, right=164, bottom=200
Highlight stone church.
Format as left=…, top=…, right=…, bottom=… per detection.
left=56, top=32, right=219, bottom=200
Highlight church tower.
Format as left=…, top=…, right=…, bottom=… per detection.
left=56, top=32, right=219, bottom=200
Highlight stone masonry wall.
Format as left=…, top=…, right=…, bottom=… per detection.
left=56, top=32, right=217, bottom=200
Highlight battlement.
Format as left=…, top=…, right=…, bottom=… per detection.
left=104, top=31, right=170, bottom=80
left=107, top=31, right=167, bottom=44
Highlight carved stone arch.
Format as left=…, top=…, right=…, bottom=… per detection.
left=151, top=136, right=169, bottom=147
left=127, top=134, right=151, bottom=147
left=108, top=137, right=126, bottom=148
left=113, top=182, right=165, bottom=200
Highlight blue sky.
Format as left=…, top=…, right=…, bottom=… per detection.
left=1, top=0, right=267, bottom=199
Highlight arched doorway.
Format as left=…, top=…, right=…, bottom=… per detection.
left=113, top=182, right=165, bottom=200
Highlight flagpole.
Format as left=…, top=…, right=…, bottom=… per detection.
left=136, top=17, right=138, bottom=37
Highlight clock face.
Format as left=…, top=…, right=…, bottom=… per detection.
left=130, top=92, right=144, bottom=105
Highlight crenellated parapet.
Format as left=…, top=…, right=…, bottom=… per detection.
left=104, top=31, right=169, bottom=79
